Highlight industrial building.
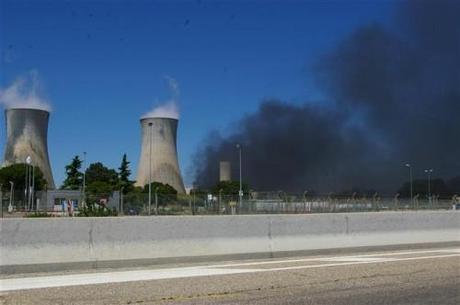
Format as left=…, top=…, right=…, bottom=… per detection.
left=219, top=161, right=231, bottom=182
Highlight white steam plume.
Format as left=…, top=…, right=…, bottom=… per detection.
left=0, top=71, right=52, bottom=112
left=142, top=76, right=180, bottom=119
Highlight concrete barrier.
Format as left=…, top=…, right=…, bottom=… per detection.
left=1, top=211, right=459, bottom=273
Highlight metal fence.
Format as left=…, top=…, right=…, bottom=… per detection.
left=1, top=190, right=459, bottom=218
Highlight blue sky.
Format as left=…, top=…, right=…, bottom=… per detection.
left=0, top=0, right=395, bottom=187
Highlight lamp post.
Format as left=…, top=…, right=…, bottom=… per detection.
left=24, top=163, right=28, bottom=210
left=120, top=186, right=124, bottom=215
left=9, top=181, right=14, bottom=213
left=236, top=143, right=242, bottom=212
left=192, top=183, right=196, bottom=215
left=303, top=190, right=309, bottom=213
left=82, top=151, right=87, bottom=207
left=155, top=187, right=159, bottom=215
left=148, top=122, right=153, bottom=216
left=26, top=156, right=32, bottom=211
left=32, top=165, right=35, bottom=211
left=405, top=163, right=413, bottom=205
left=424, top=169, right=433, bottom=205
left=44, top=183, right=48, bottom=213
left=0, top=184, right=3, bottom=218
left=218, top=189, right=223, bottom=215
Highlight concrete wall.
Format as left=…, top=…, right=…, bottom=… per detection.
left=1, top=211, right=459, bottom=273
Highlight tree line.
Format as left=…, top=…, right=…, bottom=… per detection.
left=0, top=154, right=178, bottom=198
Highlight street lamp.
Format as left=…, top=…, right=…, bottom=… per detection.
left=120, top=186, right=124, bottom=215
left=148, top=122, right=153, bottom=216
left=0, top=183, right=3, bottom=217
left=192, top=183, right=196, bottom=215
left=31, top=165, right=35, bottom=211
left=26, top=156, right=32, bottom=211
left=155, top=187, right=159, bottom=215
left=82, top=151, right=87, bottom=207
left=424, top=169, right=433, bottom=203
left=236, top=143, right=242, bottom=211
left=9, top=181, right=14, bottom=213
left=405, top=163, right=413, bottom=205
left=303, top=190, right=309, bottom=213
left=218, top=189, right=223, bottom=215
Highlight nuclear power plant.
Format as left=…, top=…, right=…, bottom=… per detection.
left=2, top=108, right=55, bottom=189
left=135, top=117, right=186, bottom=194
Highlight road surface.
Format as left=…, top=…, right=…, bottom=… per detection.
left=1, top=246, right=459, bottom=305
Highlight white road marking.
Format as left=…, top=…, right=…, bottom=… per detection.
left=320, top=257, right=392, bottom=262
left=205, top=248, right=460, bottom=268
left=1, top=248, right=459, bottom=292
left=263, top=253, right=460, bottom=272
left=0, top=268, right=262, bottom=292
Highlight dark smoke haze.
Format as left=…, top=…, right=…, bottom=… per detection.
left=193, top=0, right=460, bottom=194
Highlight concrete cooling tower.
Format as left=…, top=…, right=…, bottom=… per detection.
left=219, top=161, right=231, bottom=182
left=135, top=117, right=185, bottom=194
left=3, top=108, right=55, bottom=189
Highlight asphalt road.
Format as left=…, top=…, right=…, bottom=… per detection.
left=1, top=246, right=459, bottom=305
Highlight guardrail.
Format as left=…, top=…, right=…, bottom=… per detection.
left=1, top=210, right=459, bottom=273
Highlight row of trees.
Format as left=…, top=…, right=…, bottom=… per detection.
left=190, top=180, right=250, bottom=197
left=62, top=155, right=250, bottom=198
left=61, top=154, right=178, bottom=197
left=61, top=154, right=135, bottom=195
left=397, top=177, right=460, bottom=198
left=3, top=154, right=456, bottom=199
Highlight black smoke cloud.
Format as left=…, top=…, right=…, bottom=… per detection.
left=193, top=0, right=460, bottom=194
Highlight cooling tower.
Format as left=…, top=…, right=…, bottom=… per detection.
left=219, top=161, right=231, bottom=182
left=135, top=117, right=185, bottom=194
left=3, top=108, right=55, bottom=189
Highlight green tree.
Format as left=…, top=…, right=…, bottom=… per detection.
left=190, top=187, right=207, bottom=196
left=211, top=180, right=249, bottom=195
left=85, top=162, right=118, bottom=189
left=398, top=179, right=450, bottom=198
left=143, top=181, right=178, bottom=203
left=61, top=156, right=83, bottom=190
left=143, top=182, right=178, bottom=195
left=0, top=163, right=46, bottom=192
left=86, top=181, right=114, bottom=200
left=118, top=154, right=135, bottom=194
left=84, top=162, right=118, bottom=204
